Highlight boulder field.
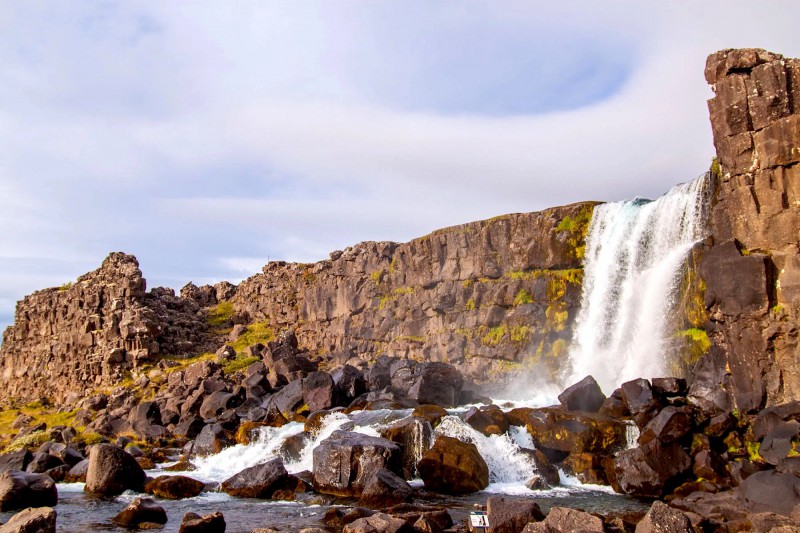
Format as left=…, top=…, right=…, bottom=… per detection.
left=2, top=335, right=800, bottom=531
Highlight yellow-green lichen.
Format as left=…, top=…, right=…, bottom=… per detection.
left=513, top=289, right=534, bottom=306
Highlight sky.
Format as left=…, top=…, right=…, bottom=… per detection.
left=1, top=1, right=799, bottom=331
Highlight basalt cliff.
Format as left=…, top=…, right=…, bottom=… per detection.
left=0, top=47, right=798, bottom=416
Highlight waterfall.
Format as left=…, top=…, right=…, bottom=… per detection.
left=565, top=174, right=711, bottom=393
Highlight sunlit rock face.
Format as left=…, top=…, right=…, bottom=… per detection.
left=230, top=203, right=595, bottom=384
left=702, top=48, right=800, bottom=410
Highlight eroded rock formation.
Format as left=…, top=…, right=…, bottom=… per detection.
left=0, top=253, right=218, bottom=403
left=231, top=204, right=594, bottom=384
left=702, top=48, right=800, bottom=410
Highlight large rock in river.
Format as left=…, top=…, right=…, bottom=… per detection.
left=417, top=435, right=489, bottom=495
left=313, top=431, right=402, bottom=497
left=518, top=407, right=628, bottom=455
left=558, top=375, right=606, bottom=413
left=0, top=506, right=57, bottom=533
left=221, top=458, right=288, bottom=499
left=145, top=475, right=205, bottom=499
left=0, top=471, right=57, bottom=512
left=84, top=443, right=145, bottom=496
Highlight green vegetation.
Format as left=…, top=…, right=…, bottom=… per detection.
left=379, top=295, right=394, bottom=310
left=746, top=441, right=764, bottom=462
left=510, top=325, right=533, bottom=343
left=394, top=286, right=414, bottom=295
left=206, top=301, right=234, bottom=328
left=396, top=335, right=425, bottom=343
left=228, top=321, right=276, bottom=353
left=710, top=156, right=721, bottom=179
left=555, top=204, right=594, bottom=260
left=505, top=269, right=582, bottom=285
left=222, top=355, right=261, bottom=375
left=772, top=304, right=786, bottom=318
left=481, top=325, right=508, bottom=346
left=5, top=430, right=49, bottom=452
left=302, top=269, right=317, bottom=284
left=676, top=327, right=711, bottom=364
left=513, top=289, right=534, bottom=306
left=370, top=270, right=384, bottom=284
left=465, top=298, right=476, bottom=311
left=58, top=281, right=73, bottom=292
left=462, top=279, right=474, bottom=289
left=388, top=257, right=398, bottom=275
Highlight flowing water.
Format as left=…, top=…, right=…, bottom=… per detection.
left=566, top=174, right=711, bottom=393
left=5, top=410, right=649, bottom=532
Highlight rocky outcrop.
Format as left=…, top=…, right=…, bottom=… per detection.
left=0, top=253, right=220, bottom=403
left=0, top=203, right=593, bottom=403
left=702, top=48, right=800, bottom=410
left=230, top=205, right=594, bottom=383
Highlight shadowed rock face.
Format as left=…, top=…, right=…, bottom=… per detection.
left=702, top=48, right=800, bottom=410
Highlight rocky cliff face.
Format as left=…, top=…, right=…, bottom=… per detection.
left=0, top=253, right=216, bottom=403
left=701, top=48, right=800, bottom=410
left=0, top=204, right=593, bottom=404
left=232, top=203, right=594, bottom=385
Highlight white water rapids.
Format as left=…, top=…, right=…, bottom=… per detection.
left=565, top=174, right=711, bottom=393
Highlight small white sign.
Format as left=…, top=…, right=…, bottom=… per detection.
left=470, top=511, right=490, bottom=528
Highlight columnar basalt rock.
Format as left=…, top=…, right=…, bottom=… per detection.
left=0, top=253, right=221, bottom=403
left=702, top=48, right=800, bottom=410
left=231, top=204, right=595, bottom=383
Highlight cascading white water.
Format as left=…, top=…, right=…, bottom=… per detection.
left=566, top=174, right=711, bottom=393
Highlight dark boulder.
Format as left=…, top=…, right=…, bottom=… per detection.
left=199, top=392, right=240, bottom=420
left=411, top=405, right=448, bottom=427
left=523, top=507, right=604, bottom=532
left=379, top=416, right=433, bottom=479
left=64, top=459, right=89, bottom=483
left=0, top=471, right=57, bottom=512
left=518, top=448, right=560, bottom=486
left=221, top=458, right=288, bottom=499
left=174, top=416, right=206, bottom=439
left=651, top=377, right=688, bottom=399
left=24, top=453, right=64, bottom=474
left=621, top=379, right=661, bottom=427
left=608, top=440, right=691, bottom=498
left=760, top=421, right=800, bottom=465
left=129, top=401, right=162, bottom=427
left=332, top=365, right=367, bottom=405
left=84, top=443, right=146, bottom=496
left=193, top=423, right=230, bottom=457
left=391, top=362, right=463, bottom=408
left=692, top=449, right=728, bottom=485
left=303, top=371, right=335, bottom=412
left=342, top=512, right=413, bottom=533
left=178, top=511, right=226, bottom=533
left=486, top=495, right=544, bottom=533
left=0, top=451, right=32, bottom=473
left=417, top=435, right=488, bottom=495
left=312, top=431, right=402, bottom=497
left=358, top=468, right=412, bottom=509
left=0, top=506, right=57, bottom=533
left=558, top=375, right=606, bottom=413
left=464, top=405, right=509, bottom=436
left=637, top=406, right=693, bottom=445
left=561, top=452, right=607, bottom=485
left=145, top=475, right=205, bottom=499
left=634, top=501, right=693, bottom=533
left=523, top=407, right=628, bottom=455
left=272, top=380, right=307, bottom=421
left=740, top=470, right=800, bottom=516
left=112, top=497, right=167, bottom=527
left=687, top=346, right=733, bottom=416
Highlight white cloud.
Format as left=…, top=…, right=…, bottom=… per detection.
left=0, top=1, right=799, bottom=332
